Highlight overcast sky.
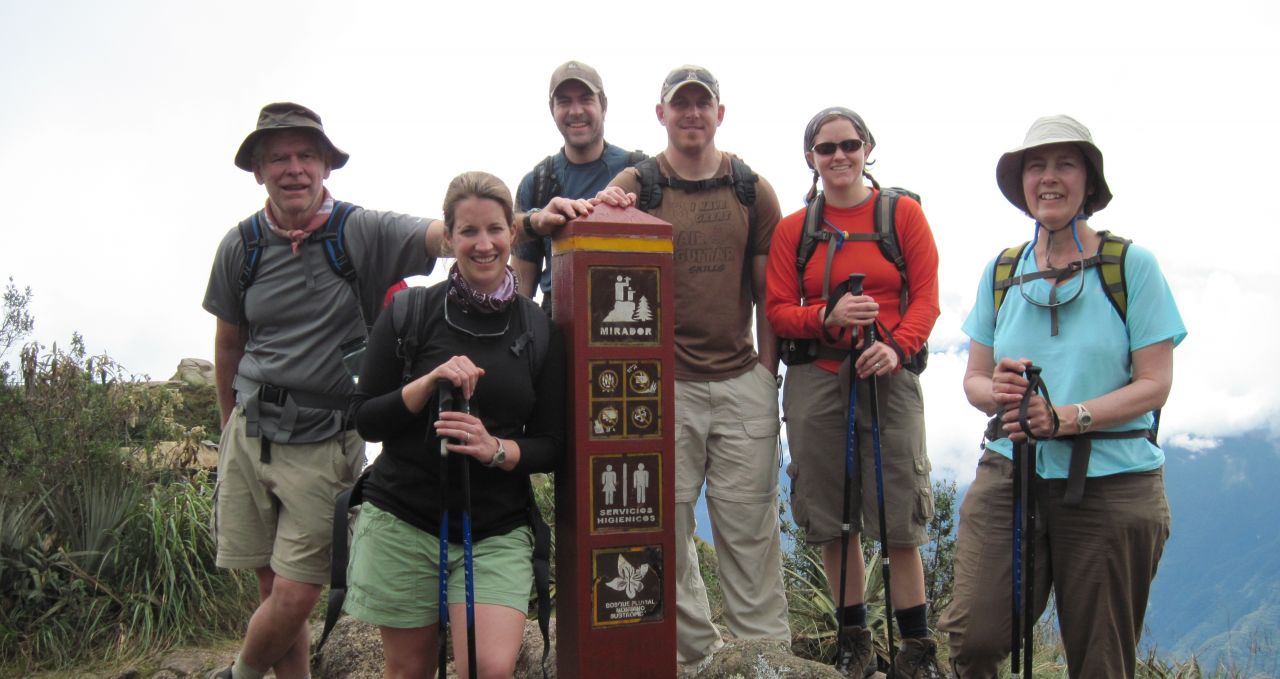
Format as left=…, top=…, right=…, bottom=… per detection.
left=2, top=1, right=1276, bottom=484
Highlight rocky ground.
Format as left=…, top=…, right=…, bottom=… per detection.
left=36, top=618, right=849, bottom=679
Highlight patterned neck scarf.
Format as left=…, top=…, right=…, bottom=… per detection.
left=263, top=191, right=334, bottom=255
left=446, top=263, right=519, bottom=313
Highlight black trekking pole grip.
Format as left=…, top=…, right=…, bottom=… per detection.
left=847, top=273, right=865, bottom=297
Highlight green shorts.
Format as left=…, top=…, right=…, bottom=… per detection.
left=343, top=503, right=534, bottom=628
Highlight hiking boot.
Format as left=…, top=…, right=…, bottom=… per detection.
left=834, top=625, right=877, bottom=678
left=892, top=637, right=944, bottom=679
left=205, top=665, right=234, bottom=679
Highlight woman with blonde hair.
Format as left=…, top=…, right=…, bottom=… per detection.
left=346, top=171, right=565, bottom=678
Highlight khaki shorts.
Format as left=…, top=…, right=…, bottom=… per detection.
left=343, top=504, right=534, bottom=628
left=783, top=361, right=933, bottom=546
left=212, top=407, right=364, bottom=584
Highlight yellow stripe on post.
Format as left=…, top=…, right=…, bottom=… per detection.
left=553, top=235, right=673, bottom=255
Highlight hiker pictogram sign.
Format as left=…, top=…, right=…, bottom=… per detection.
left=592, top=545, right=664, bottom=627
left=590, top=452, right=661, bottom=533
left=588, top=360, right=662, bottom=440
left=589, top=266, right=661, bottom=346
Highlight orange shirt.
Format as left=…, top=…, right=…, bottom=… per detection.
left=765, top=189, right=939, bottom=374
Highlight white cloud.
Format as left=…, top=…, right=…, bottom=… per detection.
left=1, top=0, right=1277, bottom=476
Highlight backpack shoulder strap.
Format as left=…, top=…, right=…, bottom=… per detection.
left=1095, top=230, right=1131, bottom=322
left=511, top=296, right=550, bottom=377
left=236, top=210, right=269, bottom=321
left=530, top=155, right=558, bottom=210
left=873, top=187, right=920, bottom=316
left=633, top=157, right=665, bottom=212
left=314, top=201, right=373, bottom=332
left=795, top=193, right=832, bottom=305
left=623, top=149, right=649, bottom=167
left=992, top=241, right=1031, bottom=318
left=392, top=286, right=438, bottom=385
left=728, top=156, right=758, bottom=208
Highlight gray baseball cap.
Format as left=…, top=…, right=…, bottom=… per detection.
left=660, top=64, right=720, bottom=103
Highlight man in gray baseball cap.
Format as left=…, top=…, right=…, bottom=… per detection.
left=512, top=61, right=647, bottom=314
left=596, top=64, right=791, bottom=667
left=203, top=101, right=451, bottom=679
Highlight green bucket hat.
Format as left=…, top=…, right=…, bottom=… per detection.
left=234, top=102, right=349, bottom=172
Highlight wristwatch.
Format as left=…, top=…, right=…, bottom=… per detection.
left=1074, top=403, right=1094, bottom=434
left=522, top=209, right=542, bottom=239
left=486, top=438, right=507, bottom=468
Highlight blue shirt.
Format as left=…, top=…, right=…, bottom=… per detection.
left=514, top=143, right=643, bottom=295
left=962, top=239, right=1187, bottom=478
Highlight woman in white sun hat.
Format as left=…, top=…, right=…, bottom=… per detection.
left=938, top=115, right=1187, bottom=678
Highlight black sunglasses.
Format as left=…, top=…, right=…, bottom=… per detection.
left=810, top=139, right=867, bottom=156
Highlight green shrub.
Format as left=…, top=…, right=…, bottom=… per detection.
left=0, top=323, right=255, bottom=674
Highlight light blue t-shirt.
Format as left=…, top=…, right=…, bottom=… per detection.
left=962, top=239, right=1187, bottom=478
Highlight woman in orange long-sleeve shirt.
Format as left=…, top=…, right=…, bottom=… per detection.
left=765, top=107, right=942, bottom=678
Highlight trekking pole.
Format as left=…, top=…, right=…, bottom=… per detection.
left=862, top=284, right=896, bottom=678
left=836, top=273, right=865, bottom=665
left=1011, top=365, right=1046, bottom=678
left=459, top=396, right=478, bottom=679
left=436, top=381, right=461, bottom=678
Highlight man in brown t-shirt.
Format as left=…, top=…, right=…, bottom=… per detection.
left=597, top=64, right=790, bottom=665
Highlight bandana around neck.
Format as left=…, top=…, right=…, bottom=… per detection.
left=263, top=191, right=334, bottom=255
left=447, top=263, right=519, bottom=314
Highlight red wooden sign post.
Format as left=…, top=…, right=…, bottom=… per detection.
left=551, top=205, right=676, bottom=678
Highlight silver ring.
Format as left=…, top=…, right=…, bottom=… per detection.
left=465, top=432, right=471, bottom=443
left=875, top=362, right=883, bottom=369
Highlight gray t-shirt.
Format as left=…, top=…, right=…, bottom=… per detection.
left=203, top=205, right=433, bottom=442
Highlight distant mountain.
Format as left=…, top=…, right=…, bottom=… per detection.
left=692, top=432, right=1280, bottom=674
left=1145, top=431, right=1280, bottom=674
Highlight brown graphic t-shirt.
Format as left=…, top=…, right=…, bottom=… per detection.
left=611, top=153, right=781, bottom=380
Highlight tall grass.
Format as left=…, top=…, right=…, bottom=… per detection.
left=0, top=464, right=256, bottom=675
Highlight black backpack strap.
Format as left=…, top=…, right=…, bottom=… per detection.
left=728, top=156, right=758, bottom=208
left=623, top=149, right=649, bottom=167
left=874, top=188, right=919, bottom=316
left=796, top=193, right=832, bottom=305
left=236, top=211, right=269, bottom=323
left=633, top=158, right=664, bottom=212
left=393, top=286, right=437, bottom=385
left=318, top=468, right=369, bottom=651
left=510, top=296, right=550, bottom=377
left=530, top=155, right=559, bottom=211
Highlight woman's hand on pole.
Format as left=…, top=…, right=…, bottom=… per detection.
left=1002, top=394, right=1059, bottom=441
left=402, top=355, right=485, bottom=413
left=824, top=293, right=879, bottom=330
left=853, top=339, right=898, bottom=378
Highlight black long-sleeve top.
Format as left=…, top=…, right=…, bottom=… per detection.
left=353, top=282, right=565, bottom=540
